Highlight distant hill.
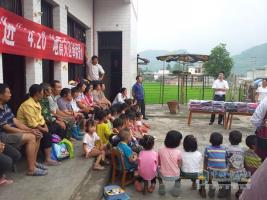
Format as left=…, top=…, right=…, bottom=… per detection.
left=232, top=42, right=267, bottom=75
left=138, top=49, right=187, bottom=72
left=139, top=43, right=267, bottom=75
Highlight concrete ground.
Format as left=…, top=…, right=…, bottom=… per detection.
left=0, top=105, right=255, bottom=200
left=119, top=104, right=255, bottom=200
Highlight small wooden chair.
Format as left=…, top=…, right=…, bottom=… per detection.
left=111, top=147, right=134, bottom=189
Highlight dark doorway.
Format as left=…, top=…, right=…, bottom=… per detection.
left=41, top=0, right=54, bottom=83
left=2, top=54, right=26, bottom=113
left=98, top=32, right=122, bottom=100
left=0, top=0, right=22, bottom=15
left=67, top=16, right=86, bottom=81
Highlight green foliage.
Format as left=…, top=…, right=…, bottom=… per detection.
left=203, top=43, right=234, bottom=78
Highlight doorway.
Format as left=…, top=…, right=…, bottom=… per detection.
left=98, top=32, right=122, bottom=100
left=2, top=54, right=26, bottom=113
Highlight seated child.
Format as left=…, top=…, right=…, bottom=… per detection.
left=128, top=113, right=143, bottom=139
left=135, top=112, right=151, bottom=134
left=117, top=128, right=138, bottom=171
left=110, top=106, right=118, bottom=122
left=244, top=135, right=262, bottom=175
left=158, top=130, right=183, bottom=197
left=95, top=110, right=112, bottom=148
left=204, top=132, right=228, bottom=199
left=136, top=135, right=158, bottom=193
left=181, top=135, right=202, bottom=189
left=104, top=109, right=113, bottom=131
left=83, top=120, right=106, bottom=170
left=109, top=118, right=124, bottom=147
left=227, top=131, right=249, bottom=198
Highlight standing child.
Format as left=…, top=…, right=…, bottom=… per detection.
left=136, top=135, right=158, bottom=193
left=204, top=132, right=228, bottom=198
left=181, top=135, right=202, bottom=189
left=227, top=130, right=247, bottom=198
left=83, top=120, right=106, bottom=170
left=244, top=135, right=262, bottom=175
left=158, top=130, right=183, bottom=197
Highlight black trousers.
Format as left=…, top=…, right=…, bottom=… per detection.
left=137, top=99, right=146, bottom=118
left=210, top=95, right=225, bottom=124
left=0, top=144, right=21, bottom=177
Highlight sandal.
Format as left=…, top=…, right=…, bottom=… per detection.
left=0, top=178, right=13, bottom=186
left=44, top=160, right=61, bottom=166
left=36, top=162, right=48, bottom=170
left=27, top=168, right=48, bottom=176
left=148, top=184, right=156, bottom=193
left=93, top=165, right=105, bottom=170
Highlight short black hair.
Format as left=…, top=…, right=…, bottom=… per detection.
left=120, top=88, right=127, bottom=93
left=229, top=130, right=242, bottom=145
left=29, top=84, right=43, bottom=97
left=76, top=82, right=86, bottom=90
left=40, top=83, right=51, bottom=92
left=93, top=82, right=101, bottom=90
left=60, top=88, right=71, bottom=97
left=136, top=111, right=142, bottom=118
left=110, top=106, right=117, bottom=116
left=136, top=75, right=142, bottom=80
left=118, top=103, right=129, bottom=113
left=183, top=135, right=198, bottom=152
left=71, top=87, right=79, bottom=95
left=124, top=99, right=134, bottom=106
left=210, top=132, right=223, bottom=146
left=50, top=80, right=60, bottom=88
left=91, top=55, right=98, bottom=61
left=0, top=83, right=9, bottom=95
left=105, top=109, right=111, bottom=116
left=140, top=135, right=155, bottom=150
left=164, top=130, right=183, bottom=148
left=84, top=85, right=90, bottom=94
left=85, top=119, right=96, bottom=129
left=246, top=135, right=257, bottom=149
left=95, top=110, right=106, bottom=121
left=127, top=113, right=136, bottom=121
left=113, top=118, right=124, bottom=129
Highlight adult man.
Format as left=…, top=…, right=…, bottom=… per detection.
left=17, top=84, right=60, bottom=166
left=0, top=83, right=46, bottom=176
left=86, top=55, right=105, bottom=82
left=256, top=79, right=267, bottom=102
left=132, top=75, right=148, bottom=120
left=209, top=71, right=229, bottom=125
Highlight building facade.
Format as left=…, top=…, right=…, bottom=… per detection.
left=0, top=0, right=138, bottom=110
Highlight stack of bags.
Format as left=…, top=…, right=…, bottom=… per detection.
left=225, top=102, right=238, bottom=112
left=247, top=103, right=258, bottom=113
left=236, top=102, right=248, bottom=113
left=189, top=100, right=213, bottom=111
left=212, top=101, right=225, bottom=112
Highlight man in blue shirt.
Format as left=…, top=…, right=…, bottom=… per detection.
left=132, top=75, right=148, bottom=120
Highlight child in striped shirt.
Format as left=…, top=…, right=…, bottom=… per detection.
left=204, top=132, right=228, bottom=198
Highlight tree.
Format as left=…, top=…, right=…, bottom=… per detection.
left=203, top=43, right=234, bottom=78
left=166, top=64, right=171, bottom=71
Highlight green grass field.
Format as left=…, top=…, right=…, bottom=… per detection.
left=143, top=82, right=214, bottom=104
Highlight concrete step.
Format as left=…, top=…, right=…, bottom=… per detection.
left=0, top=141, right=110, bottom=200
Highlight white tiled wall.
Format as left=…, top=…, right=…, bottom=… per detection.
left=94, top=0, right=138, bottom=94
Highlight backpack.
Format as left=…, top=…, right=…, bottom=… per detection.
left=59, top=138, right=74, bottom=159
left=51, top=143, right=70, bottom=160
left=103, top=185, right=130, bottom=200
left=71, top=124, right=83, bottom=140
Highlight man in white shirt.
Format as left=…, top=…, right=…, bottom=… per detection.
left=209, top=71, right=229, bottom=125
left=86, top=55, right=105, bottom=82
left=256, top=79, right=267, bottom=102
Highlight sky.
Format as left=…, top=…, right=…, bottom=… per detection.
left=137, top=0, right=267, bottom=55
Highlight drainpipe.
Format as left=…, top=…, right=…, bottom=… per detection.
left=93, top=0, right=95, bottom=55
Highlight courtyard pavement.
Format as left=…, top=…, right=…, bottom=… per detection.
left=121, top=104, right=255, bottom=200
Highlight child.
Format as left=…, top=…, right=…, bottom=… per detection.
left=110, top=106, right=118, bottom=122
left=204, top=132, right=228, bottom=198
left=136, top=135, right=158, bottom=193
left=128, top=113, right=143, bottom=139
left=109, top=118, right=124, bottom=147
left=158, top=130, right=183, bottom=197
left=83, top=120, right=105, bottom=170
left=135, top=112, right=151, bottom=134
left=244, top=135, right=262, bottom=175
left=181, top=135, right=202, bottom=189
left=95, top=110, right=112, bottom=147
left=117, top=128, right=138, bottom=171
left=227, top=130, right=247, bottom=198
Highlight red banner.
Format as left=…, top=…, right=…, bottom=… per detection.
left=0, top=8, right=84, bottom=64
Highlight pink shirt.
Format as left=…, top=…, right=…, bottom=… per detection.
left=138, top=150, right=158, bottom=181
left=158, top=147, right=182, bottom=177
